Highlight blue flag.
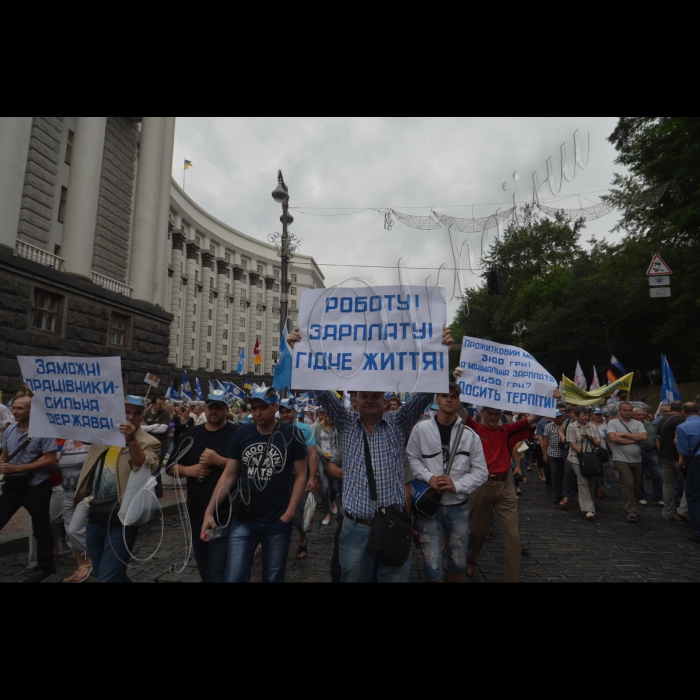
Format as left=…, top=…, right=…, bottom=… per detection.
left=195, top=378, right=204, bottom=402
left=208, top=380, right=215, bottom=395
left=661, top=355, right=682, bottom=405
left=216, top=380, right=227, bottom=394
left=273, top=326, right=293, bottom=392
left=166, top=385, right=172, bottom=400
left=237, top=348, right=246, bottom=376
left=229, top=383, right=246, bottom=401
left=181, top=371, right=194, bottom=402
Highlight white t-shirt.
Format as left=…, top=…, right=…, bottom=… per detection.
left=607, top=418, right=646, bottom=463
left=0, top=404, right=12, bottom=427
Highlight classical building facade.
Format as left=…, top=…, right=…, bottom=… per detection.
left=0, top=116, right=324, bottom=396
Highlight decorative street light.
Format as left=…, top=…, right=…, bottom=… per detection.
left=512, top=320, right=528, bottom=348
left=271, top=171, right=293, bottom=339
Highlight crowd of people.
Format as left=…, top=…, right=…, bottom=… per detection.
left=1, top=338, right=699, bottom=583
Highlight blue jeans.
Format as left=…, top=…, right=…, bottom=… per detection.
left=639, top=451, right=664, bottom=503
left=189, top=507, right=230, bottom=583
left=318, top=460, right=339, bottom=515
left=226, top=519, right=293, bottom=583
left=419, top=503, right=470, bottom=582
left=339, top=517, right=412, bottom=583
left=86, top=523, right=139, bottom=583
left=686, top=458, right=700, bottom=538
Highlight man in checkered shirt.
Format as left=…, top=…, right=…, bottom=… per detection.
left=288, top=326, right=455, bottom=583
left=543, top=410, right=569, bottom=506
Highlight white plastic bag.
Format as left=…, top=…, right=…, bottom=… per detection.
left=119, top=465, right=160, bottom=527
left=302, top=493, right=316, bottom=533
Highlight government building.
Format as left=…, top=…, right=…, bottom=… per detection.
left=0, top=116, right=324, bottom=397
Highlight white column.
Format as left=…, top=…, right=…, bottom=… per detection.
left=215, top=260, right=228, bottom=372
left=231, top=267, right=242, bottom=373
left=0, top=117, right=33, bottom=250
left=153, top=116, right=176, bottom=307
left=130, top=117, right=165, bottom=301
left=168, top=231, right=185, bottom=365
left=60, top=116, right=108, bottom=277
left=198, top=255, right=212, bottom=369
left=184, top=243, right=198, bottom=368
left=265, top=279, right=275, bottom=376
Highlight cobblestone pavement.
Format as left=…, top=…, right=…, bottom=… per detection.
left=1, top=476, right=699, bottom=583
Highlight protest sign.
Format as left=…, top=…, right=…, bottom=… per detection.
left=292, top=285, right=448, bottom=394
left=562, top=372, right=634, bottom=406
left=458, top=337, right=558, bottom=417
left=18, top=356, right=127, bottom=447
left=144, top=373, right=161, bottom=388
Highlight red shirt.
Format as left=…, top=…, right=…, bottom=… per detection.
left=466, top=417, right=534, bottom=475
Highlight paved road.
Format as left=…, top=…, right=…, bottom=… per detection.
left=1, top=476, right=699, bottom=583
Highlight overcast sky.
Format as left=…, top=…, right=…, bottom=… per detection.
left=172, top=117, right=625, bottom=321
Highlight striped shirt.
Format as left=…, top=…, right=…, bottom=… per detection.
left=318, top=391, right=432, bottom=520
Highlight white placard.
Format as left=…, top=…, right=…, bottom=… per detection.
left=292, top=286, right=448, bottom=394
left=458, top=337, right=558, bottom=417
left=19, top=356, right=127, bottom=447
left=648, top=276, right=671, bottom=287
left=650, top=287, right=672, bottom=298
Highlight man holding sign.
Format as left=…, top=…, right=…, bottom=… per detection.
left=455, top=337, right=560, bottom=583
left=288, top=323, right=455, bottom=583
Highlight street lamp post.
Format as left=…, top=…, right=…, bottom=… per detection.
left=512, top=320, right=528, bottom=348
left=271, top=171, right=292, bottom=339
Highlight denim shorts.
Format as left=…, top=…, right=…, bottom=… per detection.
left=419, top=503, right=470, bottom=582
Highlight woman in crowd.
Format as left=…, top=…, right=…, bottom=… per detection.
left=566, top=407, right=602, bottom=520
left=591, top=408, right=612, bottom=496
left=313, top=410, right=339, bottom=526
left=59, top=440, right=93, bottom=583
left=173, top=404, right=195, bottom=447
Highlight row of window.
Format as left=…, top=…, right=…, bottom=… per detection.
left=32, top=289, right=130, bottom=346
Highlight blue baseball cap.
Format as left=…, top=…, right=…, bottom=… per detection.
left=593, top=408, right=603, bottom=415
left=126, top=396, right=145, bottom=407
left=248, top=386, right=279, bottom=406
left=279, top=398, right=296, bottom=411
left=241, top=415, right=254, bottom=425
left=555, top=410, right=563, bottom=418
left=205, top=390, right=228, bottom=408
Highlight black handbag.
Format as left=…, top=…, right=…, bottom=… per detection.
left=579, top=437, right=604, bottom=478
left=2, top=436, right=36, bottom=493
left=231, top=423, right=280, bottom=522
left=364, top=434, right=412, bottom=568
left=88, top=453, right=120, bottom=526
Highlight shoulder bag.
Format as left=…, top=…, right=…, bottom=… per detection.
left=231, top=422, right=279, bottom=522
left=88, top=453, right=120, bottom=526
left=364, top=433, right=413, bottom=568
left=579, top=433, right=604, bottom=478
left=2, top=435, right=35, bottom=493
left=410, top=423, right=466, bottom=519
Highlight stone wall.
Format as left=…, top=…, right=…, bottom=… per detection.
left=0, top=248, right=173, bottom=398
left=17, top=117, right=64, bottom=248
left=93, top=117, right=140, bottom=281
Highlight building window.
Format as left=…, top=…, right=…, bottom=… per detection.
left=273, top=338, right=279, bottom=346
left=242, top=275, right=247, bottom=285
left=208, top=309, right=213, bottom=320
left=222, top=361, right=228, bottom=372
left=195, top=270, right=199, bottom=282
left=256, top=335, right=262, bottom=342
left=65, top=131, right=75, bottom=165
left=209, top=244, right=216, bottom=255
left=223, top=330, right=228, bottom=340
left=254, top=364, right=262, bottom=375
left=257, top=279, right=263, bottom=289
left=273, top=297, right=279, bottom=305
left=257, top=293, right=263, bottom=303
left=193, top=304, right=197, bottom=314
left=256, top=265, right=263, bottom=275
left=194, top=287, right=198, bottom=298
left=256, top=321, right=263, bottom=331
left=207, top=342, right=212, bottom=353
left=195, top=235, right=201, bottom=247
left=109, top=313, right=129, bottom=346
left=178, top=298, right=182, bottom=310
left=240, top=333, right=246, bottom=343
left=257, top=307, right=263, bottom=317
left=273, top=309, right=280, bottom=319
left=58, top=187, right=68, bottom=224
left=210, top=278, right=214, bottom=288
left=225, top=253, right=231, bottom=263
left=241, top=260, right=248, bottom=270
left=273, top=284, right=280, bottom=293
left=274, top=269, right=280, bottom=279
left=191, top=339, right=196, bottom=350
left=208, top=326, right=212, bottom=336
left=291, top=300, right=297, bottom=309
left=224, top=299, right=230, bottom=309
left=206, top=359, right=211, bottom=369
left=272, top=351, right=279, bottom=363
left=241, top=290, right=247, bottom=301
left=240, top=302, right=247, bottom=311
left=225, top=284, right=230, bottom=294
left=291, top=287, right=297, bottom=296
left=192, top=322, right=196, bottom=333
left=291, top=274, right=298, bottom=283
left=31, top=289, right=62, bottom=333
left=224, top=314, right=229, bottom=324
left=240, top=318, right=246, bottom=328
left=208, top=293, right=214, bottom=304
left=223, top=345, right=228, bottom=355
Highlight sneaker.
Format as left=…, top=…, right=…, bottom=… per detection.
left=586, top=512, right=596, bottom=520
left=627, top=515, right=639, bottom=525
left=639, top=500, right=648, bottom=506
left=331, top=505, right=338, bottom=516
left=322, top=517, right=332, bottom=526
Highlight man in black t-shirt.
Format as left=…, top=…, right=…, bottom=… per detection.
left=168, top=390, right=237, bottom=583
left=202, top=387, right=309, bottom=583
left=143, top=395, right=171, bottom=498
left=658, top=401, right=690, bottom=523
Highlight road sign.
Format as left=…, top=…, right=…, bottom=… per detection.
left=649, top=276, right=671, bottom=287
left=650, top=287, right=672, bottom=299
left=647, top=254, right=673, bottom=276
